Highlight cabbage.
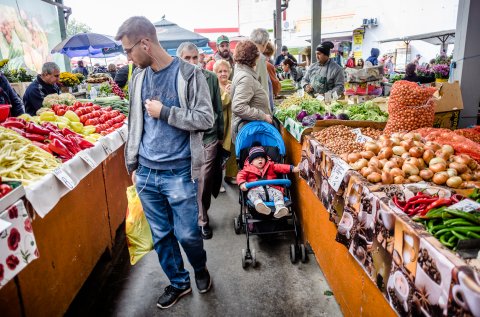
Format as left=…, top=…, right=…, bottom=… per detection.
left=296, top=110, right=308, bottom=121
left=302, top=115, right=318, bottom=127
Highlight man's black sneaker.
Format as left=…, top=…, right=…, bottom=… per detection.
left=195, top=269, right=212, bottom=294
left=157, top=285, right=191, bottom=309
left=200, top=225, right=213, bottom=240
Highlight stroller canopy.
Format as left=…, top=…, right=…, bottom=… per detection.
left=235, top=121, right=286, bottom=158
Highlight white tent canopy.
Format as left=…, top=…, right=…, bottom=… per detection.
left=379, top=29, right=455, bottom=52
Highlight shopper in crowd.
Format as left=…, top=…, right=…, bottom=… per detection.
left=198, top=49, right=206, bottom=69
left=23, top=62, right=60, bottom=115
left=412, top=54, right=422, bottom=66
left=356, top=58, right=365, bottom=69
left=177, top=42, right=224, bottom=240
left=278, top=58, right=301, bottom=84
left=107, top=63, right=117, bottom=79
left=231, top=40, right=273, bottom=143
left=0, top=72, right=25, bottom=116
left=403, top=63, right=434, bottom=84
left=301, top=41, right=345, bottom=96
left=114, top=61, right=137, bottom=91
left=274, top=45, right=297, bottom=66
left=298, top=46, right=311, bottom=68
left=115, top=16, right=214, bottom=309
left=72, top=60, right=88, bottom=77
left=263, top=41, right=281, bottom=98
left=384, top=55, right=395, bottom=74
left=238, top=146, right=300, bottom=218
left=250, top=28, right=274, bottom=111
left=366, top=48, right=380, bottom=66
left=213, top=59, right=237, bottom=186
left=345, top=52, right=356, bottom=68
left=214, top=35, right=235, bottom=72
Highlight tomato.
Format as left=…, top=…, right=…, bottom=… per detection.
left=103, top=106, right=112, bottom=111
left=92, top=105, right=101, bottom=110
left=73, top=101, right=83, bottom=109
left=85, top=102, right=94, bottom=107
left=58, top=109, right=67, bottom=116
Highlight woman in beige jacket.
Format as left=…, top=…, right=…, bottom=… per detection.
left=231, top=40, right=273, bottom=143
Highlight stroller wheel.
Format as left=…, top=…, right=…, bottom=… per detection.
left=300, top=244, right=307, bottom=263
left=241, top=249, right=247, bottom=268
left=290, top=244, right=297, bottom=264
left=251, top=249, right=257, bottom=268
left=234, top=217, right=241, bottom=234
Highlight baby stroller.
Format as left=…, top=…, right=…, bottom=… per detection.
left=234, top=121, right=306, bottom=268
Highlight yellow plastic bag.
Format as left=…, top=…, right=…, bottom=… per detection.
left=126, top=185, right=153, bottom=265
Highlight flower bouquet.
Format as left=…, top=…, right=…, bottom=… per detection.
left=432, top=64, right=449, bottom=80
left=59, top=72, right=80, bottom=87
left=74, top=72, right=85, bottom=83
left=416, top=65, right=432, bottom=77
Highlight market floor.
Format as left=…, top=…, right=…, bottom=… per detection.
left=66, top=183, right=342, bottom=317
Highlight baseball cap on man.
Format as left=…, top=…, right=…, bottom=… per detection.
left=217, top=35, right=230, bottom=45
left=281, top=45, right=288, bottom=52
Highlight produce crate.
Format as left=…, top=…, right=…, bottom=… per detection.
left=311, top=119, right=386, bottom=131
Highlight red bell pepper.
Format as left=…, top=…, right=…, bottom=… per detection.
left=4, top=117, right=26, bottom=124
left=5, top=126, right=26, bottom=136
left=61, top=127, right=81, bottom=137
left=32, top=141, right=52, bottom=153
left=25, top=133, right=47, bottom=142
left=48, top=139, right=73, bottom=159
left=2, top=120, right=25, bottom=129
left=26, top=122, right=50, bottom=135
left=41, top=122, right=60, bottom=133
left=74, top=136, right=94, bottom=149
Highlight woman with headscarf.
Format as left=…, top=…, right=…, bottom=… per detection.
left=366, top=48, right=380, bottom=66
left=301, top=41, right=345, bottom=96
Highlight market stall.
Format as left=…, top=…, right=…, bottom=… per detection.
left=277, top=80, right=480, bottom=316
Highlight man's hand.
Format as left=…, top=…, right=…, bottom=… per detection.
left=131, top=170, right=136, bottom=185
left=240, top=183, right=248, bottom=191
left=293, top=164, right=300, bottom=173
left=145, top=99, right=163, bottom=118
left=264, top=114, right=273, bottom=124
left=304, top=84, right=313, bottom=93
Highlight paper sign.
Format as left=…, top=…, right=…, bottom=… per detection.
left=78, top=151, right=96, bottom=168
left=117, top=128, right=127, bottom=142
left=356, top=134, right=373, bottom=144
left=100, top=139, right=113, bottom=155
left=324, top=92, right=332, bottom=103
left=448, top=199, right=480, bottom=212
left=0, top=218, right=12, bottom=232
left=52, top=167, right=75, bottom=190
left=328, top=158, right=351, bottom=191
left=351, top=128, right=362, bottom=137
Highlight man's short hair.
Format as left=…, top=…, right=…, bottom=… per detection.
left=42, top=62, right=60, bottom=75
left=77, top=60, right=84, bottom=67
left=115, top=16, right=158, bottom=43
left=250, top=28, right=269, bottom=46
left=176, top=42, right=199, bottom=57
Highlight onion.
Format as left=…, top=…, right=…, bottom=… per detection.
left=378, top=147, right=393, bottom=160
left=367, top=172, right=382, bottom=183
left=383, top=161, right=397, bottom=172
left=432, top=172, right=449, bottom=185
left=348, top=153, right=362, bottom=163
left=425, top=141, right=441, bottom=152
left=429, top=162, right=447, bottom=173
left=401, top=152, right=411, bottom=159
left=417, top=158, right=427, bottom=170
left=409, top=147, right=424, bottom=158
left=400, top=140, right=413, bottom=151
left=403, top=132, right=414, bottom=140
left=459, top=173, right=473, bottom=181
left=413, top=141, right=424, bottom=147
left=408, top=175, right=422, bottom=183
left=379, top=139, right=393, bottom=148
left=390, top=167, right=405, bottom=177
left=435, top=150, right=451, bottom=161
left=360, top=151, right=375, bottom=160
left=449, top=162, right=468, bottom=174
left=394, top=176, right=405, bottom=184
left=340, top=153, right=349, bottom=162
left=446, top=168, right=458, bottom=177
left=382, top=171, right=393, bottom=184
left=361, top=167, right=369, bottom=177
left=390, top=157, right=404, bottom=167
left=392, top=146, right=406, bottom=156
left=468, top=160, right=478, bottom=171
left=402, top=163, right=419, bottom=176
left=380, top=159, right=388, bottom=166
left=429, top=157, right=446, bottom=166
left=423, top=150, right=435, bottom=164
left=364, top=141, right=380, bottom=154
left=419, top=169, right=434, bottom=181
left=441, top=144, right=454, bottom=156
left=351, top=158, right=368, bottom=170
left=474, top=171, right=480, bottom=180
left=390, top=137, right=401, bottom=146
left=413, top=133, right=422, bottom=141
left=453, top=154, right=471, bottom=166
left=405, top=157, right=420, bottom=168
left=369, top=157, right=381, bottom=169
left=446, top=176, right=462, bottom=188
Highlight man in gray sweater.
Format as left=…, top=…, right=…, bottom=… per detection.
left=116, top=16, right=214, bottom=309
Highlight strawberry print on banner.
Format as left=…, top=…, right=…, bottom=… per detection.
left=0, top=200, right=39, bottom=289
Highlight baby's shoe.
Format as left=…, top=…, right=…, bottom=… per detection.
left=255, top=202, right=271, bottom=215
left=274, top=205, right=289, bottom=218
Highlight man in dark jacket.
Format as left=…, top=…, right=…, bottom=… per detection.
left=366, top=48, right=380, bottom=66
left=23, top=62, right=60, bottom=115
left=0, top=72, right=25, bottom=117
left=275, top=45, right=297, bottom=66
left=114, top=62, right=137, bottom=89
left=177, top=41, right=224, bottom=240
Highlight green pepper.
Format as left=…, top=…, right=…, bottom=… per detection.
left=467, top=231, right=480, bottom=239
left=446, top=209, right=480, bottom=225
left=444, top=219, right=476, bottom=227
left=439, top=234, right=455, bottom=247
left=447, top=235, right=458, bottom=244
left=451, top=230, right=469, bottom=240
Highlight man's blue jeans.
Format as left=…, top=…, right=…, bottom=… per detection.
left=135, top=164, right=207, bottom=290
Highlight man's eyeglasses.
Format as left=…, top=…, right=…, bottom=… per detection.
left=123, top=39, right=142, bottom=55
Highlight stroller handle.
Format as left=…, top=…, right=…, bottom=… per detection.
left=244, top=179, right=291, bottom=189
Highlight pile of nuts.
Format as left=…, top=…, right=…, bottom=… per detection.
left=312, top=125, right=383, bottom=156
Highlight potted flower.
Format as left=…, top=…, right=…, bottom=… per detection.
left=59, top=72, right=80, bottom=93
left=432, top=64, right=449, bottom=83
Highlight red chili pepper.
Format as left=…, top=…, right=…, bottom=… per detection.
left=424, top=198, right=452, bottom=214
left=404, top=197, right=438, bottom=212
left=2, top=120, right=25, bottom=129
left=25, top=133, right=47, bottom=142
left=393, top=196, right=406, bottom=211
left=25, top=122, right=50, bottom=135
left=450, top=194, right=464, bottom=203
left=48, top=139, right=73, bottom=159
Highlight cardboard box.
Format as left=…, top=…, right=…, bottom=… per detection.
left=433, top=81, right=464, bottom=130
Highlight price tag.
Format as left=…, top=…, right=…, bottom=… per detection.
left=52, top=167, right=75, bottom=190
left=328, top=158, right=351, bottom=191
left=117, top=128, right=127, bottom=142
left=100, top=140, right=113, bottom=155
left=356, top=134, right=373, bottom=144
left=78, top=151, right=96, bottom=168
left=448, top=199, right=480, bottom=212
left=324, top=92, right=332, bottom=103
left=0, top=219, right=12, bottom=233
left=351, top=128, right=362, bottom=137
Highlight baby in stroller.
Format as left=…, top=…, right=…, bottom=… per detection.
left=237, top=146, right=300, bottom=218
